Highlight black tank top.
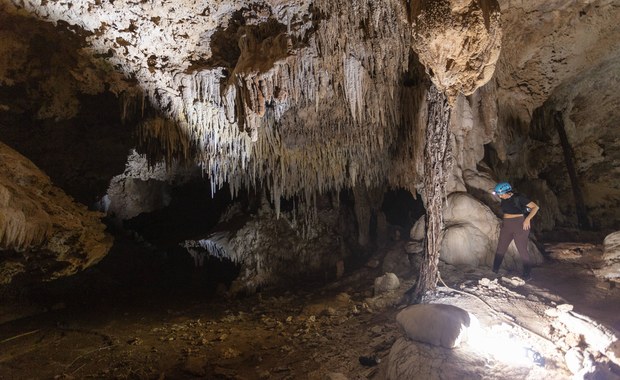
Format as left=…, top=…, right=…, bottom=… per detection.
left=500, top=194, right=531, bottom=215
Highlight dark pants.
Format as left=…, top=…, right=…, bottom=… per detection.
left=493, top=217, right=531, bottom=273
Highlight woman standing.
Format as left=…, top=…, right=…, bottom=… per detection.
left=492, top=182, right=540, bottom=279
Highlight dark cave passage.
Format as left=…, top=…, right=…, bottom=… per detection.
left=381, top=188, right=425, bottom=231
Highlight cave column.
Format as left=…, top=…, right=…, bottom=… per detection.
left=411, top=84, right=452, bottom=303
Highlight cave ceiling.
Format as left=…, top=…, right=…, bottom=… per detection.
left=0, top=0, right=619, bottom=226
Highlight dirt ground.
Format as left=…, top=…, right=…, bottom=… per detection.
left=1, top=239, right=619, bottom=380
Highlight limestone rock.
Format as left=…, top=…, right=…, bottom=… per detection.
left=374, top=273, right=400, bottom=295
left=409, top=0, right=502, bottom=103
left=440, top=223, right=491, bottom=267
left=443, top=192, right=497, bottom=237
left=182, top=204, right=346, bottom=294
left=100, top=150, right=199, bottom=220
left=595, top=231, right=620, bottom=280
left=564, top=347, right=594, bottom=377
left=603, top=231, right=620, bottom=261
left=405, top=240, right=424, bottom=255
left=409, top=217, right=425, bottom=241
left=0, top=141, right=112, bottom=284
left=395, top=303, right=476, bottom=349
left=557, top=311, right=620, bottom=367
left=387, top=336, right=488, bottom=380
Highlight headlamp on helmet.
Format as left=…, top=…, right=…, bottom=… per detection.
left=493, top=182, right=512, bottom=195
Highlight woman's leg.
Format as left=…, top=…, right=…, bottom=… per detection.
left=514, top=225, right=531, bottom=277
left=493, top=221, right=514, bottom=272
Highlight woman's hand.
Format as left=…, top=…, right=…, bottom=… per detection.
left=524, top=202, right=540, bottom=230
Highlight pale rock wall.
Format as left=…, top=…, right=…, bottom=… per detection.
left=102, top=150, right=198, bottom=220
left=495, top=0, right=620, bottom=128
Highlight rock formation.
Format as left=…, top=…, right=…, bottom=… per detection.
left=0, top=141, right=112, bottom=284
left=0, top=0, right=619, bottom=285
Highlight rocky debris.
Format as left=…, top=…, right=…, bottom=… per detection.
left=546, top=242, right=600, bottom=262
left=133, top=288, right=399, bottom=379
left=0, top=141, right=112, bottom=285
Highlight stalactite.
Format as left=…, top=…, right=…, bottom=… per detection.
left=136, top=116, right=193, bottom=167
left=411, top=84, right=453, bottom=304
left=0, top=204, right=50, bottom=252
left=9, top=0, right=425, bottom=217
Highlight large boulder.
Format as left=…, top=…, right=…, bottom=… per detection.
left=440, top=223, right=492, bottom=267
left=0, top=141, right=112, bottom=284
left=374, top=273, right=400, bottom=296
left=395, top=303, right=478, bottom=349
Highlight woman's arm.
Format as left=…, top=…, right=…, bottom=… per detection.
left=523, top=201, right=540, bottom=230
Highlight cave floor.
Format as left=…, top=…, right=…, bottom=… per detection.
left=0, top=240, right=619, bottom=380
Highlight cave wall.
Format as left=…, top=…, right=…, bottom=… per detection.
left=0, top=0, right=619, bottom=287
left=0, top=9, right=139, bottom=204
left=491, top=0, right=620, bottom=230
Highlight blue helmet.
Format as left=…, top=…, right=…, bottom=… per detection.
left=494, top=182, right=512, bottom=195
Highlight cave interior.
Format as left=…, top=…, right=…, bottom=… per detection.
left=0, top=0, right=619, bottom=379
